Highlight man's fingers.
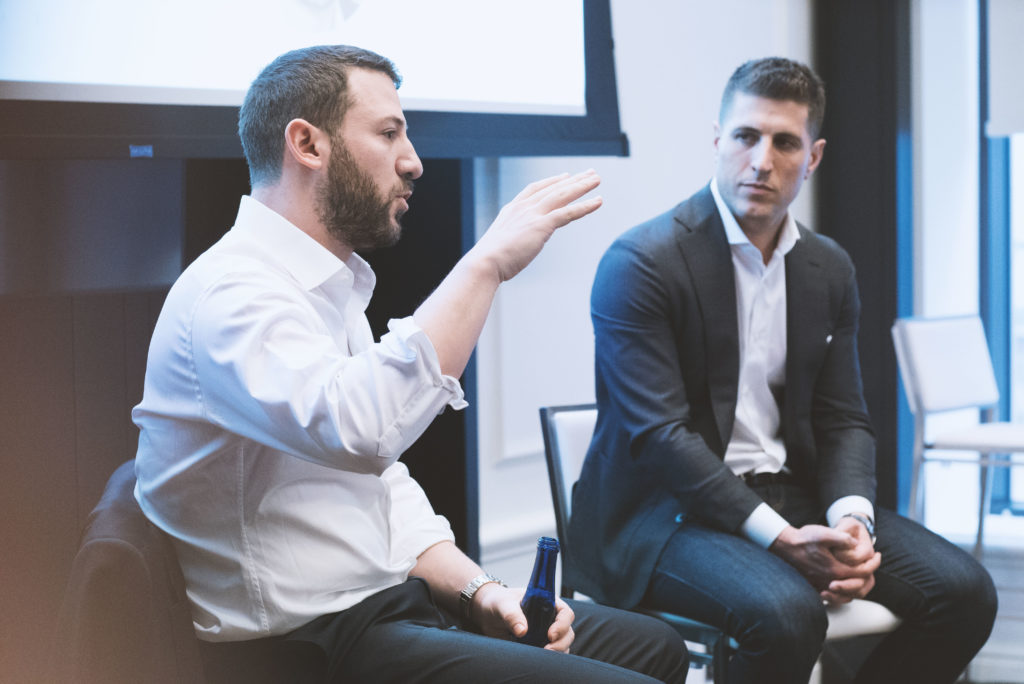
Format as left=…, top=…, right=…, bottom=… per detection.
left=510, top=173, right=571, bottom=202
left=512, top=169, right=598, bottom=205
left=539, top=171, right=601, bottom=211
left=545, top=626, right=575, bottom=654
left=813, top=526, right=856, bottom=549
left=550, top=196, right=604, bottom=227
left=826, top=572, right=876, bottom=600
left=517, top=170, right=600, bottom=212
left=820, top=590, right=854, bottom=604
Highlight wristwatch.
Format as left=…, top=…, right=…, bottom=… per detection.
left=841, top=513, right=877, bottom=545
left=459, top=573, right=506, bottom=620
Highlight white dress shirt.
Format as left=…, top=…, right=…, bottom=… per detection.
left=133, top=196, right=464, bottom=641
left=710, top=180, right=873, bottom=547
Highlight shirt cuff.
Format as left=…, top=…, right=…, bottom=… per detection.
left=740, top=502, right=791, bottom=548
left=386, top=317, right=468, bottom=411
left=826, top=496, right=875, bottom=528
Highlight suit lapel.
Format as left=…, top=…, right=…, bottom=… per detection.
left=673, top=187, right=739, bottom=453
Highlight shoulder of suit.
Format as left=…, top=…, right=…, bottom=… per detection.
left=614, top=187, right=715, bottom=249
left=794, top=225, right=856, bottom=270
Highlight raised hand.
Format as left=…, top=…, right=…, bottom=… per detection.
left=412, top=169, right=601, bottom=379
left=469, top=169, right=602, bottom=283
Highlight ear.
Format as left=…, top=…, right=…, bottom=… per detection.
left=805, top=138, right=827, bottom=178
left=283, top=118, right=328, bottom=172
left=712, top=121, right=722, bottom=151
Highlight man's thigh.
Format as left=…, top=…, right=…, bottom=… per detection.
left=643, top=519, right=825, bottom=636
left=868, top=507, right=995, bottom=622
left=339, top=618, right=667, bottom=684
left=568, top=599, right=689, bottom=683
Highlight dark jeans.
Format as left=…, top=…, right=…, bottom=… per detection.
left=201, top=578, right=689, bottom=684
left=644, top=481, right=997, bottom=684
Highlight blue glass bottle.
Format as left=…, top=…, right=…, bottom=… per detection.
left=517, top=536, right=559, bottom=647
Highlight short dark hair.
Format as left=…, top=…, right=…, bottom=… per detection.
left=719, top=57, right=826, bottom=138
left=239, top=45, right=401, bottom=187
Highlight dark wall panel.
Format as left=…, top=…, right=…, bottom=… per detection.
left=0, top=295, right=79, bottom=683
left=814, top=1, right=912, bottom=510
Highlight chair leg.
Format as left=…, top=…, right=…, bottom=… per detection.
left=975, top=458, right=994, bottom=558
left=908, top=448, right=925, bottom=522
left=711, top=634, right=729, bottom=684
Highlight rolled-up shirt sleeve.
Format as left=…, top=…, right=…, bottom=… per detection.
left=190, top=271, right=465, bottom=475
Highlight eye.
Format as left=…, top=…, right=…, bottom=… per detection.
left=775, top=136, right=802, bottom=151
left=383, top=130, right=397, bottom=141
left=735, top=131, right=758, bottom=145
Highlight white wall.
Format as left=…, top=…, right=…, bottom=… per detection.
left=909, top=0, right=987, bottom=539
left=913, top=0, right=979, bottom=318
left=473, top=0, right=815, bottom=582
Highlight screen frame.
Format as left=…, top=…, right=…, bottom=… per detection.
left=0, top=1, right=627, bottom=160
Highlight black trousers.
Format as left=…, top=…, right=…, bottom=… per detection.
left=645, top=481, right=998, bottom=684
left=201, top=578, right=689, bottom=684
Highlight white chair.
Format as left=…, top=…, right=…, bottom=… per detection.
left=539, top=404, right=901, bottom=684
left=892, top=314, right=1024, bottom=554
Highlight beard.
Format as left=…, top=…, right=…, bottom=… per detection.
left=315, top=136, right=412, bottom=252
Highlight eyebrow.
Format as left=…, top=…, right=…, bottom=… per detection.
left=377, top=115, right=407, bottom=130
left=772, top=132, right=803, bottom=145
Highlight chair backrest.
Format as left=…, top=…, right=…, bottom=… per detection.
left=51, top=461, right=282, bottom=684
left=50, top=460, right=206, bottom=684
left=539, top=403, right=598, bottom=596
left=891, top=314, right=1000, bottom=415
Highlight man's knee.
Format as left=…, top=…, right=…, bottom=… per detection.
left=936, top=552, right=998, bottom=640
left=571, top=602, right=690, bottom=682
left=737, top=583, right=828, bottom=655
left=637, top=615, right=691, bottom=682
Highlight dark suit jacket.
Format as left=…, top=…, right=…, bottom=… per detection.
left=565, top=185, right=877, bottom=610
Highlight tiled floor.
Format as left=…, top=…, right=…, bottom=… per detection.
left=924, top=461, right=1024, bottom=683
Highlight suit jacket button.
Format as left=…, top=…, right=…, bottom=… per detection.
left=674, top=513, right=685, bottom=524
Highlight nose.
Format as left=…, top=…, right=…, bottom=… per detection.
left=750, top=139, right=773, bottom=176
left=398, top=139, right=423, bottom=180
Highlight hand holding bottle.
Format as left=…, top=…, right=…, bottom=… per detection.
left=472, top=583, right=575, bottom=652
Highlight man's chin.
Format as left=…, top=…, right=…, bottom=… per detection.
left=735, top=200, right=779, bottom=221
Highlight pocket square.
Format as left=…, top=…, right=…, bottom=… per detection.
left=826, top=334, right=833, bottom=344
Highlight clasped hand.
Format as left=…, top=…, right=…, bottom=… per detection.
left=770, top=518, right=880, bottom=603
left=471, top=582, right=575, bottom=652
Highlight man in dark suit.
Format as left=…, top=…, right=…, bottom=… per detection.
left=567, top=57, right=997, bottom=683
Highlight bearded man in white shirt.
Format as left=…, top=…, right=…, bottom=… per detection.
left=132, top=45, right=688, bottom=684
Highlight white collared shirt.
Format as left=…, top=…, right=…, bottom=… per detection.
left=713, top=178, right=797, bottom=478
left=710, top=180, right=872, bottom=546
left=133, top=196, right=464, bottom=641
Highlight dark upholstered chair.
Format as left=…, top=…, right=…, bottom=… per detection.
left=50, top=460, right=285, bottom=683
left=50, top=460, right=205, bottom=683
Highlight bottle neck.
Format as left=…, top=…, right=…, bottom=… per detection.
left=527, top=538, right=559, bottom=592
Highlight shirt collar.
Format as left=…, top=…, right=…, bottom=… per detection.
left=709, top=178, right=800, bottom=257
left=232, top=196, right=376, bottom=305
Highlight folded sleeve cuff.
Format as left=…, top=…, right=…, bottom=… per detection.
left=385, top=317, right=468, bottom=411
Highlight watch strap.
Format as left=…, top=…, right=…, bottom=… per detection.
left=459, top=573, right=506, bottom=621
left=841, top=512, right=876, bottom=544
